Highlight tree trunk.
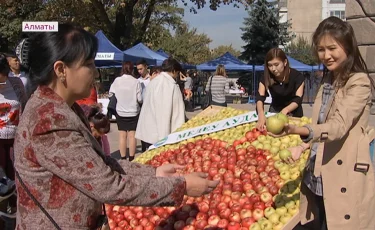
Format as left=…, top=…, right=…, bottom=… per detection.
left=134, top=0, right=156, bottom=44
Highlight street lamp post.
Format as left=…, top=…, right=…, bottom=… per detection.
left=249, top=55, right=256, bottom=104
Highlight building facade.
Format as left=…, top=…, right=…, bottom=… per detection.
left=280, top=0, right=346, bottom=41
left=346, top=0, right=375, bottom=113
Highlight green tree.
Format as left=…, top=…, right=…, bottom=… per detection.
left=211, top=45, right=241, bottom=59
left=285, top=36, right=317, bottom=65
left=0, top=0, right=253, bottom=51
left=240, top=0, right=292, bottom=64
left=156, top=23, right=212, bottom=65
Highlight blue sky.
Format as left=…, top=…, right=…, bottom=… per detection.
left=180, top=4, right=249, bottom=51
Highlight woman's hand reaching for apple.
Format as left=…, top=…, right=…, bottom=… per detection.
left=285, top=146, right=304, bottom=164
left=156, top=164, right=185, bottom=177
left=256, top=116, right=267, bottom=132
left=267, top=123, right=297, bottom=137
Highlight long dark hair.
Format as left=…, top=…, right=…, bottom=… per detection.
left=26, top=23, right=98, bottom=98
left=121, top=61, right=135, bottom=77
left=312, top=16, right=373, bottom=88
left=263, top=48, right=290, bottom=90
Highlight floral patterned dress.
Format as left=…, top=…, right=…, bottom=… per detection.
left=13, top=86, right=186, bottom=230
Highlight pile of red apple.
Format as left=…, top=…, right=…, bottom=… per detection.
left=106, top=128, right=296, bottom=230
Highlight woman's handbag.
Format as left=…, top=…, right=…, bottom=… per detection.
left=201, top=76, right=213, bottom=110
left=107, top=93, right=117, bottom=117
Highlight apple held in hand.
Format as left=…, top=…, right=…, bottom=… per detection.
left=277, top=113, right=289, bottom=123
left=266, top=114, right=287, bottom=135
left=279, top=149, right=292, bottom=161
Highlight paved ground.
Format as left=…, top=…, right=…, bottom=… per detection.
left=107, top=103, right=375, bottom=158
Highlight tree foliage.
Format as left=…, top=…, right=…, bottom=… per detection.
left=0, top=0, right=251, bottom=51
left=240, top=0, right=293, bottom=64
left=155, top=23, right=212, bottom=65
left=211, top=45, right=241, bottom=59
left=285, top=36, right=317, bottom=65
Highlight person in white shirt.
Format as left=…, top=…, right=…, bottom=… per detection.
left=6, top=53, right=29, bottom=95
left=109, top=61, right=142, bottom=161
left=136, top=58, right=185, bottom=150
left=136, top=59, right=150, bottom=98
left=136, top=59, right=152, bottom=152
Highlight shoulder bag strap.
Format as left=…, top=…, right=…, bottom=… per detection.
left=15, top=170, right=61, bottom=230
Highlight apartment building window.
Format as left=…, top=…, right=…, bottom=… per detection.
left=330, top=0, right=345, bottom=3
left=330, top=10, right=345, bottom=20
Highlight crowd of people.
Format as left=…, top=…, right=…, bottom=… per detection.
left=0, top=16, right=373, bottom=230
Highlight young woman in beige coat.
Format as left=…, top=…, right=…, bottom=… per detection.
left=273, top=17, right=375, bottom=230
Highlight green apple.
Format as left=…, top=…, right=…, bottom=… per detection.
left=264, top=207, right=276, bottom=218
left=288, top=205, right=299, bottom=216
left=279, top=143, right=289, bottom=150
left=270, top=146, right=279, bottom=155
left=290, top=171, right=301, bottom=180
left=263, top=140, right=271, bottom=145
left=289, top=139, right=298, bottom=147
left=256, top=143, right=264, bottom=149
left=280, top=171, right=290, bottom=180
left=273, top=154, right=281, bottom=161
left=277, top=113, right=289, bottom=123
left=268, top=212, right=281, bottom=224
left=250, top=222, right=261, bottom=230
left=266, top=116, right=286, bottom=135
left=280, top=213, right=293, bottom=224
left=272, top=139, right=282, bottom=147
left=258, top=135, right=267, bottom=142
left=263, top=143, right=272, bottom=150
left=279, top=149, right=292, bottom=161
left=285, top=200, right=295, bottom=209
left=274, top=161, right=284, bottom=169
left=260, top=220, right=273, bottom=230
left=290, top=166, right=300, bottom=173
left=243, top=142, right=251, bottom=148
left=275, top=207, right=288, bottom=215
left=281, top=136, right=291, bottom=143
left=279, top=165, right=290, bottom=173
left=257, top=217, right=268, bottom=225
left=251, top=140, right=260, bottom=146
left=272, top=221, right=284, bottom=230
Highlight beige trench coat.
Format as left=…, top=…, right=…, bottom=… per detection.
left=299, top=73, right=375, bottom=230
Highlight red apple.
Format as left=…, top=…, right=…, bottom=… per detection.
left=217, top=219, right=229, bottom=229
left=227, top=221, right=241, bottom=230
left=207, top=215, right=220, bottom=227
left=241, top=217, right=256, bottom=228
left=253, top=201, right=266, bottom=210
left=229, top=212, right=241, bottom=223
left=240, top=209, right=252, bottom=219
left=252, top=209, right=264, bottom=221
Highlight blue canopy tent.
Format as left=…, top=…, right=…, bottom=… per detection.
left=287, top=56, right=313, bottom=71
left=197, top=52, right=263, bottom=71
left=312, top=64, right=324, bottom=71
left=123, top=43, right=166, bottom=66
left=155, top=49, right=196, bottom=69
left=94, top=30, right=124, bottom=68
left=156, top=49, right=169, bottom=58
